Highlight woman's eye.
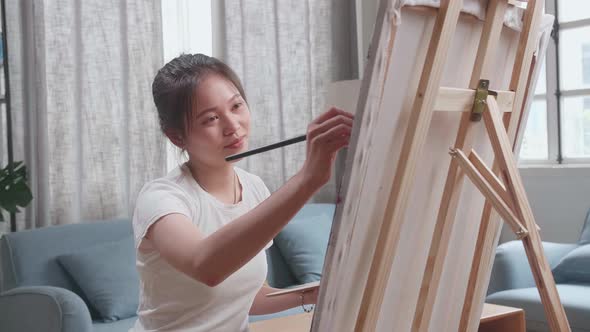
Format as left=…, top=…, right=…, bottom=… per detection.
left=233, top=103, right=242, bottom=110
left=204, top=115, right=219, bottom=124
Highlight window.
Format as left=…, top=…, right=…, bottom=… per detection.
left=583, top=44, right=590, bottom=85
left=520, top=60, right=549, bottom=160
left=161, top=0, right=213, bottom=172
left=519, top=0, right=590, bottom=164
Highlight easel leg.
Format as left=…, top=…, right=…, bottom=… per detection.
left=482, top=97, right=571, bottom=332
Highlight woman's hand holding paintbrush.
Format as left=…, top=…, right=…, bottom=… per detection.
left=226, top=107, right=353, bottom=187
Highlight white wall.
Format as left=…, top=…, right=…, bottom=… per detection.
left=355, top=0, right=590, bottom=244
left=501, top=167, right=590, bottom=243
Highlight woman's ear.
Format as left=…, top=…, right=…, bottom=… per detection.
left=165, top=130, right=185, bottom=149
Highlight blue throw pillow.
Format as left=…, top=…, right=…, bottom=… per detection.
left=274, top=204, right=335, bottom=284
left=57, top=236, right=139, bottom=322
left=552, top=244, right=590, bottom=284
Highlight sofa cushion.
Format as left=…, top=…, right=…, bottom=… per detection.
left=265, top=244, right=298, bottom=288
left=57, top=236, right=139, bottom=322
left=579, top=208, right=590, bottom=245
left=274, top=204, right=335, bottom=284
left=552, top=244, right=590, bottom=284
left=486, top=284, right=590, bottom=332
left=0, top=219, right=132, bottom=294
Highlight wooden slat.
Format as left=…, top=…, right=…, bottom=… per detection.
left=484, top=96, right=571, bottom=331
left=354, top=1, right=464, bottom=330
left=450, top=148, right=527, bottom=237
left=467, top=149, right=514, bottom=211
left=413, top=1, right=508, bottom=331
left=434, top=87, right=514, bottom=113
left=508, top=0, right=544, bottom=142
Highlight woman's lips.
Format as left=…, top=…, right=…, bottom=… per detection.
left=225, top=137, right=245, bottom=149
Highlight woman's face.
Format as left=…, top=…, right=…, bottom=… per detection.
left=184, top=74, right=250, bottom=167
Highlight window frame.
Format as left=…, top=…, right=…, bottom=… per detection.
left=520, top=0, right=590, bottom=166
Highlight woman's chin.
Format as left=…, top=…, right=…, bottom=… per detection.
left=224, top=142, right=248, bottom=163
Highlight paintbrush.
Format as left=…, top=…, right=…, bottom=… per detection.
left=225, top=134, right=307, bottom=162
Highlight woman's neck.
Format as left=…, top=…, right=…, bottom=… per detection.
left=186, top=161, right=241, bottom=204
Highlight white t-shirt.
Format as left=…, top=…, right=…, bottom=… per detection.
left=130, top=164, right=272, bottom=332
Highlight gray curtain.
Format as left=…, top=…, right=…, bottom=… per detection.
left=222, top=0, right=357, bottom=202
left=4, top=0, right=165, bottom=229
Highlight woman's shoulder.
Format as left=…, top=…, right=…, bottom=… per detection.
left=133, top=166, right=197, bottom=230
left=137, top=166, right=195, bottom=203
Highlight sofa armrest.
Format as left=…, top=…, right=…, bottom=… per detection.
left=0, top=286, right=92, bottom=332
left=487, top=241, right=577, bottom=296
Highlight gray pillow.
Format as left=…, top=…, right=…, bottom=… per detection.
left=552, top=244, right=590, bottom=284
left=57, top=236, right=139, bottom=322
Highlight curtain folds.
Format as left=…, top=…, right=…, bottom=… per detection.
left=222, top=0, right=357, bottom=202
left=5, top=0, right=165, bottom=229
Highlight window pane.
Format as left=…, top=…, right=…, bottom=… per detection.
left=559, top=26, right=590, bottom=90
left=584, top=44, right=590, bottom=85
left=534, top=58, right=546, bottom=95
left=562, top=95, right=590, bottom=158
left=558, top=0, right=590, bottom=23
left=520, top=100, right=549, bottom=160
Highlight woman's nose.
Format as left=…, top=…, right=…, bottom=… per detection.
left=223, top=115, right=241, bottom=136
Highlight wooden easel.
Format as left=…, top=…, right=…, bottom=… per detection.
left=357, top=1, right=570, bottom=331
left=313, top=0, right=571, bottom=331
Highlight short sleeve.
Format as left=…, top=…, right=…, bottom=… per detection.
left=132, top=180, right=194, bottom=249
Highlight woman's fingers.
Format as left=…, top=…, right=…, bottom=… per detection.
left=311, top=107, right=354, bottom=125
left=311, top=123, right=351, bottom=150
left=307, top=114, right=353, bottom=140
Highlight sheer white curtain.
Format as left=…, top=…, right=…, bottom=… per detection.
left=221, top=0, right=357, bottom=202
left=5, top=0, right=166, bottom=229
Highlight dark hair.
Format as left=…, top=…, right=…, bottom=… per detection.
left=152, top=53, right=247, bottom=137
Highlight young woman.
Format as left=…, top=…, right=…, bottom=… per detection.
left=131, top=53, right=353, bottom=331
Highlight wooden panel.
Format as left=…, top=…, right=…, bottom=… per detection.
left=250, top=312, right=314, bottom=332
left=478, top=304, right=526, bottom=332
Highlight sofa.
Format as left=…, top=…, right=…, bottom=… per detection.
left=0, top=203, right=336, bottom=332
left=487, top=207, right=590, bottom=332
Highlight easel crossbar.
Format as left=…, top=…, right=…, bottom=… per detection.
left=449, top=148, right=528, bottom=238
left=434, top=87, right=514, bottom=113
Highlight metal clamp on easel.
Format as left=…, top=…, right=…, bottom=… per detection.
left=470, top=79, right=498, bottom=122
